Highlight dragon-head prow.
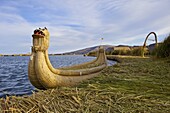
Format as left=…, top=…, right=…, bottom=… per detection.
left=32, top=27, right=49, bottom=38
left=32, top=27, right=50, bottom=52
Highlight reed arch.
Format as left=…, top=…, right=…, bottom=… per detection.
left=142, top=32, right=158, bottom=57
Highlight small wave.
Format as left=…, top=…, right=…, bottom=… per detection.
left=0, top=56, right=115, bottom=97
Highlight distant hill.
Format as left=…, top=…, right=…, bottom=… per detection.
left=62, top=45, right=113, bottom=55
left=62, top=43, right=158, bottom=55
left=147, top=43, right=161, bottom=52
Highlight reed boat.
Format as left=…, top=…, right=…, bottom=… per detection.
left=28, top=27, right=107, bottom=89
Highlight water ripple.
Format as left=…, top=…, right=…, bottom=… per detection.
left=0, top=55, right=115, bottom=98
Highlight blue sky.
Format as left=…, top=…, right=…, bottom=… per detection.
left=0, top=0, right=170, bottom=54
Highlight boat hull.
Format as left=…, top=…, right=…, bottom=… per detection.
left=28, top=28, right=107, bottom=89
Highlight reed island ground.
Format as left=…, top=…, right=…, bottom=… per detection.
left=0, top=56, right=170, bottom=112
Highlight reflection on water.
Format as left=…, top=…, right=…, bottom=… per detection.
left=0, top=55, right=115, bottom=98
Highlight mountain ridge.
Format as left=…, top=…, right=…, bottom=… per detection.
left=62, top=43, right=158, bottom=55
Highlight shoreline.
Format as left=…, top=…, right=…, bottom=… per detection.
left=0, top=55, right=170, bottom=112
left=0, top=54, right=87, bottom=57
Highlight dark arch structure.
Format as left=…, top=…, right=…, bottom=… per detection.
left=142, top=32, right=158, bottom=57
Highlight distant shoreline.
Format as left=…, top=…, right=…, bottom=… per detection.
left=0, top=54, right=31, bottom=57
left=0, top=53, right=85, bottom=57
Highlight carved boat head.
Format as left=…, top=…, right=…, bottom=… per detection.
left=32, top=27, right=50, bottom=52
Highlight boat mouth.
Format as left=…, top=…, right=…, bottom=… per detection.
left=32, top=27, right=48, bottom=38
left=32, top=29, right=45, bottom=38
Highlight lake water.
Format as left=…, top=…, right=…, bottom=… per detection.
left=0, top=55, right=115, bottom=98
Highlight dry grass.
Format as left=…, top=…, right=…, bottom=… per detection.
left=1, top=56, right=170, bottom=113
